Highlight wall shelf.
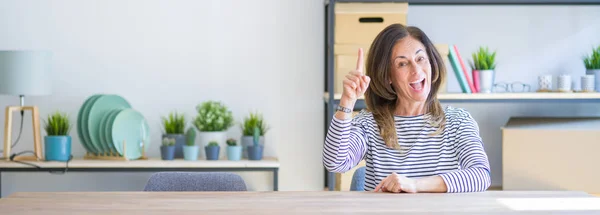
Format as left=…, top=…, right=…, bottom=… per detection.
left=329, top=0, right=600, bottom=5
left=324, top=92, right=600, bottom=102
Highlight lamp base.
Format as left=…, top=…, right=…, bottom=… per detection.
left=3, top=106, right=43, bottom=161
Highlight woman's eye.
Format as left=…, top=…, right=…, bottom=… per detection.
left=399, top=62, right=407, bottom=67
left=417, top=57, right=425, bottom=62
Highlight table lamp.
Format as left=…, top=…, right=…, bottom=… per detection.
left=0, top=50, right=52, bottom=161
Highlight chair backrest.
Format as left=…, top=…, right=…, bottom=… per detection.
left=143, top=172, right=247, bottom=192
left=350, top=166, right=366, bottom=191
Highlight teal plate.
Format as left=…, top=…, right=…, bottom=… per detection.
left=77, top=95, right=101, bottom=154
left=98, top=109, right=122, bottom=154
left=102, top=109, right=124, bottom=153
left=87, top=95, right=131, bottom=154
left=111, top=109, right=150, bottom=160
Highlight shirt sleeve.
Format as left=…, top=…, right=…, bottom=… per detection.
left=439, top=110, right=492, bottom=192
left=322, top=111, right=368, bottom=173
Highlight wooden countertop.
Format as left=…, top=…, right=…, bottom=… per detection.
left=1, top=191, right=599, bottom=214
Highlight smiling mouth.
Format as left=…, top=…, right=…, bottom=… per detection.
left=409, top=78, right=425, bottom=91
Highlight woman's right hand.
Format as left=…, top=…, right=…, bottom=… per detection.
left=340, top=48, right=371, bottom=107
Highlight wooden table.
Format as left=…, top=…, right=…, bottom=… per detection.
left=0, top=157, right=280, bottom=195
left=1, top=191, right=599, bottom=214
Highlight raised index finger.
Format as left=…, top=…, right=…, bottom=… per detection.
left=356, top=48, right=364, bottom=74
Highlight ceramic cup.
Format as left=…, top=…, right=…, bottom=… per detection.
left=538, top=75, right=552, bottom=91
left=581, top=75, right=595, bottom=92
left=557, top=74, right=572, bottom=92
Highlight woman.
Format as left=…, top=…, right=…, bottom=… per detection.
left=323, top=23, right=491, bottom=193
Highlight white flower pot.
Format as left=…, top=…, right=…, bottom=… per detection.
left=581, top=74, right=595, bottom=92
left=197, top=131, right=227, bottom=159
left=538, top=75, right=553, bottom=91
left=557, top=74, right=572, bottom=92
left=588, top=69, right=600, bottom=92
left=478, top=70, right=494, bottom=93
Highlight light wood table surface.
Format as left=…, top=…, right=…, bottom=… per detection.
left=1, top=191, right=599, bottom=214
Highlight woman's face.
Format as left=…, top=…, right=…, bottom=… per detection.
left=389, top=36, right=432, bottom=103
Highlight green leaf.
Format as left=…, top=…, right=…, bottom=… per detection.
left=44, top=111, right=70, bottom=136
left=240, top=111, right=269, bottom=136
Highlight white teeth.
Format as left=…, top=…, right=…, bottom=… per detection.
left=409, top=78, right=424, bottom=90
left=410, top=78, right=424, bottom=84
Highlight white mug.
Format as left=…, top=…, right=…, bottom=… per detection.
left=557, top=74, right=572, bottom=92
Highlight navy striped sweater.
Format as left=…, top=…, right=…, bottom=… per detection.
left=323, top=106, right=491, bottom=192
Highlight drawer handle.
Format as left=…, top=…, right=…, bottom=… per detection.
left=359, top=17, right=384, bottom=23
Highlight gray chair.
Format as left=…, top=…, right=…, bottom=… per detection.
left=143, top=172, right=247, bottom=192
left=350, top=166, right=366, bottom=191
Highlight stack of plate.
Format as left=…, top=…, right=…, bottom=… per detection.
left=77, top=94, right=150, bottom=160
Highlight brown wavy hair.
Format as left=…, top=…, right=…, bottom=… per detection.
left=364, top=23, right=446, bottom=149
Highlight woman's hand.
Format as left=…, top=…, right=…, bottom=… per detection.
left=374, top=173, right=418, bottom=193
left=340, top=48, right=371, bottom=106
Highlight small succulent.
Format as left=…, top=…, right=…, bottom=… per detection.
left=226, top=138, right=237, bottom=146
left=470, top=46, right=497, bottom=71
left=584, top=45, right=600, bottom=70
left=162, top=111, right=186, bottom=134
left=162, top=137, right=175, bottom=146
left=253, top=126, right=260, bottom=147
left=185, top=127, right=196, bottom=146
left=44, top=111, right=71, bottom=136
left=207, top=141, right=219, bottom=147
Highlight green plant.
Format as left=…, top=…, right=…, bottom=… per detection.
left=162, top=111, right=186, bottom=134
left=470, top=46, right=497, bottom=71
left=226, top=138, right=237, bottom=146
left=44, top=111, right=71, bottom=136
left=162, top=137, right=175, bottom=146
left=584, top=45, right=600, bottom=70
left=208, top=141, right=219, bottom=147
left=185, top=127, right=196, bottom=146
left=241, top=111, right=269, bottom=136
left=193, top=101, right=234, bottom=132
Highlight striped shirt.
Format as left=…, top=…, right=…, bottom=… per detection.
left=323, top=106, right=491, bottom=192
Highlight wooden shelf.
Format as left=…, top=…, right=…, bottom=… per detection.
left=0, top=157, right=280, bottom=169
left=324, top=92, right=600, bottom=103
left=330, top=0, right=600, bottom=5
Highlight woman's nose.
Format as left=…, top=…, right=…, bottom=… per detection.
left=410, top=62, right=421, bottom=75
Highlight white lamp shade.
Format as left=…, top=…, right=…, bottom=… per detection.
left=0, top=50, right=52, bottom=96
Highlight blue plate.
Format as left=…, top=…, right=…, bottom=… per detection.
left=87, top=95, right=131, bottom=154
left=111, top=109, right=150, bottom=160
left=98, top=109, right=122, bottom=154
left=77, top=95, right=101, bottom=154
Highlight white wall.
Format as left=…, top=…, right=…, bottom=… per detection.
left=1, top=1, right=600, bottom=197
left=0, top=0, right=325, bottom=197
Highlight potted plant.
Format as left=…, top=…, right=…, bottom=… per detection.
left=247, top=127, right=263, bottom=160
left=240, top=111, right=269, bottom=158
left=193, top=101, right=234, bottom=159
left=160, top=137, right=176, bottom=160
left=205, top=141, right=220, bottom=160
left=161, top=111, right=186, bottom=158
left=583, top=45, right=600, bottom=91
left=470, top=46, right=497, bottom=93
left=183, top=127, right=198, bottom=161
left=226, top=138, right=242, bottom=161
left=43, top=111, right=72, bottom=162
